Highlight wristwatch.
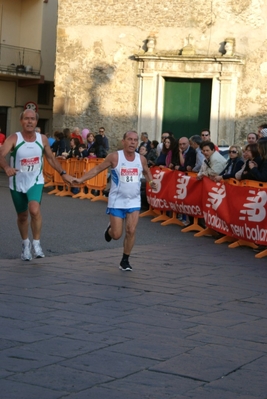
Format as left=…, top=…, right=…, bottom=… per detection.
left=60, top=170, right=66, bottom=176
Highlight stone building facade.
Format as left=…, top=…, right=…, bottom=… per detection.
left=54, top=0, right=267, bottom=149
left=0, top=0, right=57, bottom=136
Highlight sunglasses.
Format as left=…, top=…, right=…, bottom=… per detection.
left=229, top=150, right=237, bottom=154
left=201, top=134, right=209, bottom=137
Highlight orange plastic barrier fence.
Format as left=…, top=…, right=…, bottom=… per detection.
left=48, top=158, right=73, bottom=197
left=84, top=158, right=108, bottom=202
left=43, top=157, right=108, bottom=202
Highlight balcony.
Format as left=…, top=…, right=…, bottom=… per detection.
left=0, top=44, right=41, bottom=79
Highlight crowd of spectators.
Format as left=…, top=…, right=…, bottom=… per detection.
left=42, top=124, right=267, bottom=186
left=137, top=125, right=267, bottom=185
left=48, top=126, right=109, bottom=159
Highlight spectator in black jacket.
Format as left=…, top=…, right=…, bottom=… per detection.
left=168, top=137, right=196, bottom=171
left=235, top=143, right=261, bottom=181
left=213, top=145, right=244, bottom=182
left=51, top=131, right=66, bottom=156
left=94, top=134, right=107, bottom=158
left=247, top=138, right=267, bottom=182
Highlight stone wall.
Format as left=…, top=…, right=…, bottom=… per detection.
left=54, top=0, right=267, bottom=148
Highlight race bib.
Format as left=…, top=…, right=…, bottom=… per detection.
left=20, top=157, right=40, bottom=173
left=120, top=167, right=139, bottom=183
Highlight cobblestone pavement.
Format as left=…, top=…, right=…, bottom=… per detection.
left=0, top=171, right=267, bottom=398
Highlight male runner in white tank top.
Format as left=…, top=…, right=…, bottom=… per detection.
left=73, top=131, right=156, bottom=271
left=0, top=109, right=73, bottom=261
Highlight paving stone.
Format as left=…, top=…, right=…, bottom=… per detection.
left=149, top=342, right=263, bottom=382
left=60, top=348, right=158, bottom=378
left=1, top=346, right=64, bottom=373
left=1, top=178, right=267, bottom=398
left=0, top=379, right=67, bottom=399
left=7, top=364, right=113, bottom=393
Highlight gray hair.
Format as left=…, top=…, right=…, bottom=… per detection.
left=190, top=135, right=202, bottom=145
left=20, top=109, right=39, bottom=121
left=123, top=130, right=138, bottom=139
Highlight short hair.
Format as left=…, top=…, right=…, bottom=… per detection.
left=57, top=132, right=64, bottom=140
left=190, top=135, right=202, bottom=145
left=152, top=140, right=159, bottom=148
left=247, top=132, right=258, bottom=140
left=200, top=141, right=215, bottom=151
left=20, top=110, right=39, bottom=121
left=258, top=123, right=267, bottom=130
left=63, top=128, right=70, bottom=138
left=141, top=132, right=148, bottom=138
left=99, top=126, right=105, bottom=131
left=123, top=131, right=138, bottom=139
left=139, top=145, right=147, bottom=152
left=162, top=130, right=174, bottom=137
left=201, top=128, right=210, bottom=135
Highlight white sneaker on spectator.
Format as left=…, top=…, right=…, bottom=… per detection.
left=33, top=241, right=45, bottom=258
left=21, top=241, right=32, bottom=261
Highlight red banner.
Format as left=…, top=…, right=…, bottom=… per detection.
left=146, top=167, right=203, bottom=218
left=225, top=183, right=267, bottom=244
left=201, top=177, right=232, bottom=236
left=147, top=168, right=267, bottom=245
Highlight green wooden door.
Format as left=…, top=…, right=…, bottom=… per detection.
left=162, top=78, right=212, bottom=138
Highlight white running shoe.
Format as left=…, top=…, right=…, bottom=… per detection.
left=21, top=241, right=32, bottom=261
left=33, top=241, right=45, bottom=258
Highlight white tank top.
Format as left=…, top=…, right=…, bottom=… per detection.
left=9, top=132, right=44, bottom=192
left=108, top=150, right=143, bottom=209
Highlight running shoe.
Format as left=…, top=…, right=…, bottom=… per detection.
left=33, top=242, right=45, bottom=258
left=119, top=259, right=132, bottom=271
left=21, top=241, right=32, bottom=261
left=104, top=224, right=112, bottom=242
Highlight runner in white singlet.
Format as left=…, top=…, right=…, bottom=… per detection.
left=73, top=131, right=157, bottom=271
left=0, top=109, right=73, bottom=261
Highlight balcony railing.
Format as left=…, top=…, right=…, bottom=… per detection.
left=0, top=44, right=41, bottom=77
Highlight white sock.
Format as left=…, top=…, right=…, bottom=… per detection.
left=32, top=239, right=40, bottom=246
left=22, top=238, right=30, bottom=245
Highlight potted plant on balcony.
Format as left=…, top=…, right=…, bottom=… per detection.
left=16, top=50, right=25, bottom=73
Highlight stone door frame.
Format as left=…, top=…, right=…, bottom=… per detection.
left=134, top=54, right=245, bottom=145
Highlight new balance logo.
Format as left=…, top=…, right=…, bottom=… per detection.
left=174, top=174, right=190, bottom=200
left=239, top=190, right=267, bottom=222
left=206, top=184, right=226, bottom=211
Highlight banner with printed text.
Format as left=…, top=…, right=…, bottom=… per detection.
left=146, top=170, right=267, bottom=245
left=225, top=183, right=267, bottom=245
left=146, top=167, right=203, bottom=218
left=201, top=177, right=232, bottom=237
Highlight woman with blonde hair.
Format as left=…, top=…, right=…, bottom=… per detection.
left=213, top=145, right=243, bottom=182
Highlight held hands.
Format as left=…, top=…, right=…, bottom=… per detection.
left=149, top=180, right=157, bottom=190
left=71, top=177, right=82, bottom=185
left=62, top=173, right=75, bottom=185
